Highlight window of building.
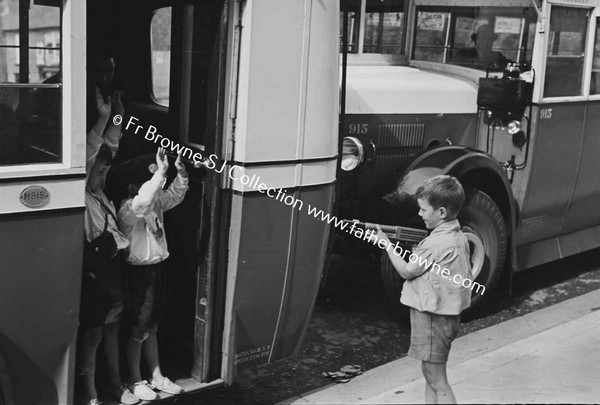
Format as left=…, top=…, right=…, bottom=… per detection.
left=0, top=0, right=62, bottom=166
left=543, top=6, right=588, bottom=98
left=151, top=7, right=172, bottom=107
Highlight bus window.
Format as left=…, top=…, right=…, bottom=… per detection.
left=414, top=11, right=450, bottom=62
left=543, top=7, right=588, bottom=98
left=340, top=0, right=406, bottom=55
left=590, top=18, right=600, bottom=95
left=363, top=0, right=405, bottom=54
left=151, top=7, right=171, bottom=107
left=0, top=1, right=61, bottom=166
left=413, top=6, right=536, bottom=71
left=340, top=0, right=360, bottom=52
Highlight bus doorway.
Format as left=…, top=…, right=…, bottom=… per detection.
left=91, top=0, right=339, bottom=397
left=92, top=0, right=230, bottom=391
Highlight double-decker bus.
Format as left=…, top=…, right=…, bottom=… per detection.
left=337, top=0, right=600, bottom=312
left=0, top=0, right=338, bottom=403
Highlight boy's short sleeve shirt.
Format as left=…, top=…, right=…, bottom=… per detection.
left=400, top=219, right=473, bottom=315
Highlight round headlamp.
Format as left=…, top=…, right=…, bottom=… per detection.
left=341, top=136, right=364, bottom=171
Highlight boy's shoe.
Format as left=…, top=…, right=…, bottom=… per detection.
left=87, top=400, right=102, bottom=405
left=109, top=384, right=140, bottom=405
left=129, top=380, right=157, bottom=401
left=150, top=377, right=184, bottom=395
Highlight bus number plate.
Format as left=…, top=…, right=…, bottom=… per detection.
left=540, top=108, right=553, bottom=120
left=349, top=123, right=369, bottom=135
left=19, top=185, right=50, bottom=208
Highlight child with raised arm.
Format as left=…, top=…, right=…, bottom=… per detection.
left=116, top=147, right=188, bottom=401
left=79, top=87, right=139, bottom=405
left=374, top=175, right=472, bottom=404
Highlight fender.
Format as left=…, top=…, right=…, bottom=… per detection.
left=385, top=145, right=517, bottom=271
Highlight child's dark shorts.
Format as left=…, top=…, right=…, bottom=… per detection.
left=79, top=252, right=124, bottom=329
left=408, top=308, right=461, bottom=363
left=123, top=261, right=168, bottom=341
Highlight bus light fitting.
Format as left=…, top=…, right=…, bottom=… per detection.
left=341, top=137, right=364, bottom=171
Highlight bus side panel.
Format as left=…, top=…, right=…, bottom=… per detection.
left=270, top=184, right=334, bottom=360
left=229, top=192, right=297, bottom=369
left=0, top=210, right=83, bottom=405
left=560, top=101, right=600, bottom=236
left=237, top=0, right=310, bottom=162
left=302, top=0, right=339, bottom=159
left=516, top=102, right=584, bottom=244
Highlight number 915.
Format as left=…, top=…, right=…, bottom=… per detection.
left=348, top=123, right=368, bottom=135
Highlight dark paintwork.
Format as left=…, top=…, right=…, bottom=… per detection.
left=231, top=185, right=334, bottom=369
left=0, top=209, right=83, bottom=405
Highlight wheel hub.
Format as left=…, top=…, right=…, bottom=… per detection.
left=462, top=228, right=485, bottom=280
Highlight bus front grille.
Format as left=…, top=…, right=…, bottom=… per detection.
left=374, top=123, right=425, bottom=177
left=378, top=123, right=425, bottom=148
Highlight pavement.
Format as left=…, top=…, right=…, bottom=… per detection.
left=280, top=289, right=600, bottom=404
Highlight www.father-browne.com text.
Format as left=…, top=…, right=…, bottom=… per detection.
left=122, top=114, right=483, bottom=295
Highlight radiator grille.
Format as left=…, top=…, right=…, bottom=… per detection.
left=378, top=123, right=425, bottom=148
left=374, top=123, right=425, bottom=177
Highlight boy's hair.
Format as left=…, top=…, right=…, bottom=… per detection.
left=95, top=143, right=113, bottom=166
left=415, top=175, right=465, bottom=218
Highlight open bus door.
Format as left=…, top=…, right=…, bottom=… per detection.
left=216, top=0, right=340, bottom=380
left=108, top=0, right=339, bottom=389
left=144, top=0, right=340, bottom=384
left=0, top=0, right=85, bottom=403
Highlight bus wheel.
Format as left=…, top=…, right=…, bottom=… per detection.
left=458, top=188, right=507, bottom=314
left=379, top=188, right=506, bottom=317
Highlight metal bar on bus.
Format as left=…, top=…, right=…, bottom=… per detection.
left=341, top=220, right=428, bottom=244
left=517, top=18, right=525, bottom=62
left=0, top=83, right=61, bottom=88
left=19, top=0, right=29, bottom=85
left=358, top=0, right=367, bottom=55
left=443, top=13, right=451, bottom=64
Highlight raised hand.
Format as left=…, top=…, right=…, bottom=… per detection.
left=112, top=90, right=125, bottom=118
left=174, top=152, right=187, bottom=178
left=95, top=86, right=111, bottom=119
left=156, top=147, right=169, bottom=176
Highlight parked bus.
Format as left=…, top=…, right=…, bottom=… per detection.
left=0, top=0, right=338, bottom=403
left=336, top=0, right=600, bottom=312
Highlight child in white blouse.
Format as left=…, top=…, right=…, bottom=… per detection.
left=117, top=147, right=188, bottom=400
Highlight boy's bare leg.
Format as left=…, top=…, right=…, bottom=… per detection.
left=425, top=379, right=436, bottom=404
left=143, top=323, right=165, bottom=382
left=421, top=361, right=456, bottom=404
left=103, top=322, right=122, bottom=389
left=77, top=327, right=103, bottom=402
left=125, top=337, right=144, bottom=383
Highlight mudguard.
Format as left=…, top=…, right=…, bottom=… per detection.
left=384, top=145, right=517, bottom=271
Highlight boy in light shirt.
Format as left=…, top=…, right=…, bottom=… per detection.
left=373, top=175, right=472, bottom=404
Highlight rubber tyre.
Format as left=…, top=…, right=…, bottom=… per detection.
left=379, top=188, right=507, bottom=316
left=459, top=188, right=507, bottom=314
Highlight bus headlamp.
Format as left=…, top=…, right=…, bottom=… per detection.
left=507, top=120, right=522, bottom=135
left=341, top=137, right=364, bottom=171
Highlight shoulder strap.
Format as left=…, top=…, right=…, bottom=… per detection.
left=102, top=212, right=109, bottom=232
left=90, top=192, right=118, bottom=224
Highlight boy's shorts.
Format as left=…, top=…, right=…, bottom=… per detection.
left=408, top=308, right=461, bottom=363
left=123, top=261, right=168, bottom=340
